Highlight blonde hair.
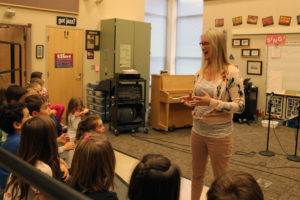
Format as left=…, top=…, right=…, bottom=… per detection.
left=200, top=29, right=231, bottom=78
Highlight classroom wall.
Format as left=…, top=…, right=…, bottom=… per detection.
left=203, top=0, right=300, bottom=114
left=0, top=0, right=145, bottom=101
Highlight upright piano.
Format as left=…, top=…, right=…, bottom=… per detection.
left=151, top=74, right=194, bottom=131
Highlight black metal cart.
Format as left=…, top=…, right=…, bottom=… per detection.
left=109, top=73, right=148, bottom=136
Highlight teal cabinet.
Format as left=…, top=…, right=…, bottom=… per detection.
left=100, top=18, right=151, bottom=107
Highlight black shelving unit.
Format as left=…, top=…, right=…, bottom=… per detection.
left=109, top=74, right=148, bottom=136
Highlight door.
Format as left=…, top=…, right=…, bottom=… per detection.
left=48, top=28, right=83, bottom=117
left=0, top=25, right=27, bottom=87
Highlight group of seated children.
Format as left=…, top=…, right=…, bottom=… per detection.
left=0, top=72, right=264, bottom=200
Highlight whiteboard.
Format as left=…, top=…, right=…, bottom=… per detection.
left=267, top=44, right=300, bottom=94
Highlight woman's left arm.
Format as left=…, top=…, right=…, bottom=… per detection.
left=209, top=69, right=245, bottom=114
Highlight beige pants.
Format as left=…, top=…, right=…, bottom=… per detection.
left=191, top=131, right=233, bottom=200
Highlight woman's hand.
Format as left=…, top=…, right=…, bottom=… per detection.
left=180, top=93, right=193, bottom=107
left=190, top=90, right=211, bottom=106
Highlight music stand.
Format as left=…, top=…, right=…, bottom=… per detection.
left=287, top=106, right=300, bottom=162
left=259, top=93, right=275, bottom=157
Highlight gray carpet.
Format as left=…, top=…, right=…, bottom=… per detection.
left=105, top=121, right=300, bottom=200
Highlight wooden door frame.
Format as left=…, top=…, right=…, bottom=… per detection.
left=0, top=23, right=31, bottom=86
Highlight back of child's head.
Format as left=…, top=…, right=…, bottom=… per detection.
left=70, top=133, right=115, bottom=192
left=5, top=84, right=27, bottom=103
left=128, top=154, right=181, bottom=200
left=66, top=97, right=83, bottom=115
left=0, top=103, right=27, bottom=134
left=25, top=94, right=47, bottom=115
left=5, top=116, right=60, bottom=199
left=206, top=170, right=264, bottom=200
left=30, top=71, right=43, bottom=79
left=29, top=77, right=43, bottom=87
left=76, top=114, right=102, bottom=141
left=26, top=82, right=42, bottom=94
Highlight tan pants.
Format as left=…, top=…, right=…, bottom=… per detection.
left=191, top=131, right=233, bottom=200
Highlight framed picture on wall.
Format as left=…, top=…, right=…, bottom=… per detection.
left=86, top=30, right=100, bottom=50
left=250, top=49, right=260, bottom=57
left=242, top=49, right=251, bottom=57
left=247, top=15, right=258, bottom=24
left=232, top=16, right=242, bottom=26
left=232, top=39, right=241, bottom=47
left=297, top=15, right=300, bottom=25
left=215, top=18, right=224, bottom=27
left=36, top=45, right=44, bottom=59
left=262, top=16, right=274, bottom=26
left=241, top=39, right=250, bottom=46
left=279, top=16, right=291, bottom=26
left=247, top=60, right=262, bottom=75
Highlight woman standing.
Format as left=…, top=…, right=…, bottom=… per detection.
left=180, top=29, right=245, bottom=200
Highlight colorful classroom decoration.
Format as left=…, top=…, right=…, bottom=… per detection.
left=247, top=15, right=258, bottom=24
left=262, top=16, right=273, bottom=26
left=232, top=16, right=242, bottom=26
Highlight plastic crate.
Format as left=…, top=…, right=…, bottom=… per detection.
left=87, top=95, right=94, bottom=103
left=287, top=119, right=299, bottom=128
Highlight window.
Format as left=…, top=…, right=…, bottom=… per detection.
left=145, top=0, right=203, bottom=76
left=144, top=0, right=167, bottom=77
left=176, top=0, right=203, bottom=75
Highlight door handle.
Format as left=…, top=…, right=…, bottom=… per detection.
left=77, top=73, right=82, bottom=80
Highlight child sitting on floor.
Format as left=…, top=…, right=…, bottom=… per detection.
left=3, top=116, right=66, bottom=200
left=70, top=134, right=118, bottom=200
left=128, top=154, right=181, bottom=200
left=75, top=114, right=105, bottom=142
left=0, top=103, right=31, bottom=190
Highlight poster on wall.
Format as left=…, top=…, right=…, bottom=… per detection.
left=262, top=16, right=274, bottom=26
left=266, top=35, right=286, bottom=45
left=55, top=53, right=73, bottom=68
left=215, top=19, right=224, bottom=27
left=279, top=16, right=291, bottom=26
left=247, top=15, right=258, bottom=24
left=232, top=16, right=242, bottom=26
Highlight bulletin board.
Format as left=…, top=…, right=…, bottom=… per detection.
left=266, top=44, right=300, bottom=94
left=0, top=0, right=79, bottom=14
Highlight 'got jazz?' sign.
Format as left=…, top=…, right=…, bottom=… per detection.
left=55, top=53, right=73, bottom=68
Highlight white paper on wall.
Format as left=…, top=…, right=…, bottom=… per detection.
left=271, top=45, right=281, bottom=58
left=120, top=44, right=131, bottom=68
left=267, top=70, right=285, bottom=94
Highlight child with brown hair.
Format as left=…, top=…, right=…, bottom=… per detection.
left=70, top=134, right=118, bottom=200
left=30, top=71, right=65, bottom=122
left=75, top=114, right=105, bottom=141
left=206, top=170, right=264, bottom=200
left=24, top=94, right=74, bottom=155
left=128, top=154, right=181, bottom=200
left=2, top=116, right=64, bottom=200
left=0, top=103, right=31, bottom=190
left=66, top=97, right=89, bottom=142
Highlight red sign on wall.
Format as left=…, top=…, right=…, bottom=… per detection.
left=266, top=35, right=286, bottom=45
left=55, top=53, right=73, bottom=68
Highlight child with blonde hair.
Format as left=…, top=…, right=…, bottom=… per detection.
left=70, top=134, right=118, bottom=200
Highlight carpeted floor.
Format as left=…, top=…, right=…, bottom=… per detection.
left=104, top=121, right=300, bottom=200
